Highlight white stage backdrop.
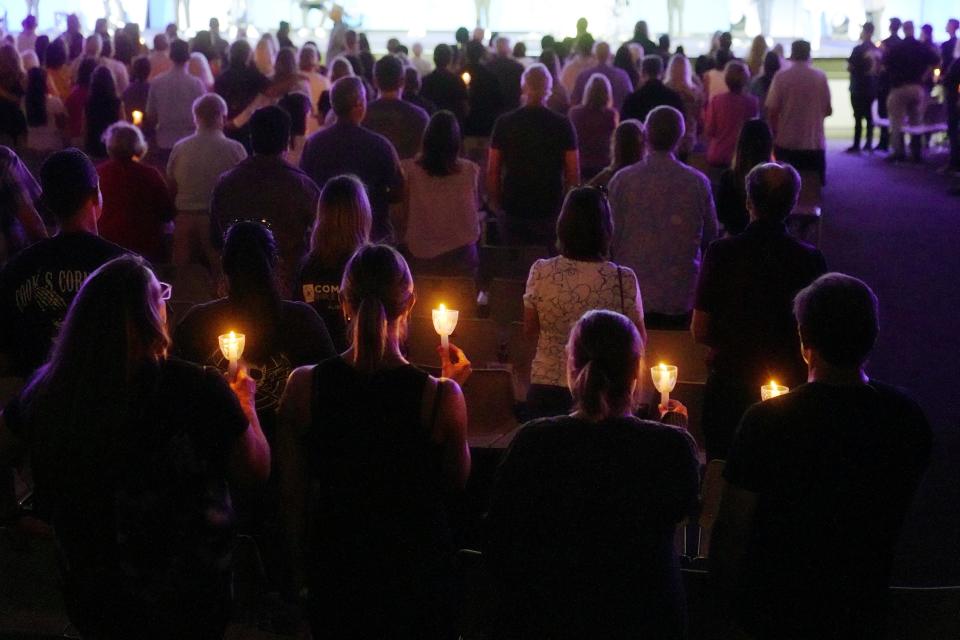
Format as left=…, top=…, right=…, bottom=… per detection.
left=4, top=0, right=958, bottom=52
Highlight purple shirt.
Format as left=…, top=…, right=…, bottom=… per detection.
left=568, top=105, right=617, bottom=176
left=299, top=121, right=404, bottom=241
left=704, top=92, right=759, bottom=166
left=570, top=63, right=634, bottom=110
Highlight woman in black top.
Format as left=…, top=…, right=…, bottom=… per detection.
left=295, top=174, right=371, bottom=352
left=279, top=244, right=471, bottom=638
left=0, top=256, right=269, bottom=639
left=715, top=118, right=773, bottom=235
left=486, top=309, right=700, bottom=640
left=85, top=66, right=122, bottom=158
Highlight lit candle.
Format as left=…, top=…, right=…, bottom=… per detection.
left=432, top=303, right=459, bottom=352
left=760, top=380, right=789, bottom=401
left=132, top=110, right=143, bottom=126
left=218, top=331, right=246, bottom=379
left=650, top=362, right=678, bottom=407
left=933, top=68, right=941, bottom=82
left=461, top=71, right=471, bottom=87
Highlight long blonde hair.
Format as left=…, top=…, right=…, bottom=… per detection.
left=309, top=174, right=372, bottom=268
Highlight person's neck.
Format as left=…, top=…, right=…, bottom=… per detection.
left=59, top=214, right=97, bottom=235
left=808, top=362, right=869, bottom=386
left=570, top=407, right=632, bottom=423
left=379, top=90, right=401, bottom=100
left=344, top=325, right=408, bottom=369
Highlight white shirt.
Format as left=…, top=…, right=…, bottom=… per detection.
left=765, top=60, right=832, bottom=150
left=167, top=129, right=247, bottom=210
left=147, top=66, right=206, bottom=150
left=411, top=55, right=433, bottom=77
left=524, top=256, right=643, bottom=387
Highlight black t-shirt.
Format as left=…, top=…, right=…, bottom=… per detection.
left=848, top=41, right=879, bottom=95
left=294, top=255, right=349, bottom=353
left=694, top=220, right=827, bottom=386
left=420, top=68, right=468, bottom=122
left=485, top=415, right=700, bottom=639
left=172, top=297, right=336, bottom=441
left=490, top=105, right=577, bottom=220
left=462, top=62, right=506, bottom=137
left=620, top=80, right=685, bottom=124
left=724, top=380, right=932, bottom=638
left=5, top=358, right=248, bottom=629
left=0, top=232, right=127, bottom=377
left=885, top=37, right=939, bottom=88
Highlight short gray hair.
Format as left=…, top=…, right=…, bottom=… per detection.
left=331, top=76, right=366, bottom=117
left=193, top=93, right=228, bottom=129
left=103, top=121, right=147, bottom=160
left=521, top=63, right=552, bottom=99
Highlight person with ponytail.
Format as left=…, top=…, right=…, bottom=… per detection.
left=278, top=244, right=471, bottom=638
left=0, top=255, right=269, bottom=638
left=486, top=309, right=700, bottom=639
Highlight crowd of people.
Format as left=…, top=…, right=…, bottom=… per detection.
left=0, top=10, right=945, bottom=639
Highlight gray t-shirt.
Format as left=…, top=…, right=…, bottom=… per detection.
left=362, top=98, right=430, bottom=160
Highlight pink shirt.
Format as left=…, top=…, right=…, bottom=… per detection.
left=705, top=92, right=759, bottom=167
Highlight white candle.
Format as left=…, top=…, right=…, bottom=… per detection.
left=461, top=71, right=471, bottom=87
left=132, top=110, right=143, bottom=126
left=432, top=304, right=459, bottom=354
left=761, top=380, right=789, bottom=401
left=650, top=363, right=678, bottom=407
left=218, top=331, right=246, bottom=379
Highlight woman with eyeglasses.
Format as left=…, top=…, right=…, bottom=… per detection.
left=0, top=255, right=269, bottom=638
left=523, top=186, right=647, bottom=419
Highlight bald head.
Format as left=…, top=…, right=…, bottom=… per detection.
left=595, top=41, right=611, bottom=63
left=645, top=106, right=685, bottom=152
left=522, top=63, right=553, bottom=105
left=746, top=162, right=801, bottom=221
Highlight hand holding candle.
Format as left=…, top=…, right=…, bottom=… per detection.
left=218, top=331, right=246, bottom=380
left=761, top=380, right=789, bottom=401
left=432, top=303, right=459, bottom=351
left=650, top=363, right=678, bottom=407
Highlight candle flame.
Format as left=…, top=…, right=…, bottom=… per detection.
left=439, top=303, right=446, bottom=312
left=769, top=379, right=777, bottom=387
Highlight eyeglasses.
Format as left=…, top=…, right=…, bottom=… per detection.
left=158, top=281, right=173, bottom=301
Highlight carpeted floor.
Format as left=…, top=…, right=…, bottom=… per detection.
left=818, top=141, right=960, bottom=586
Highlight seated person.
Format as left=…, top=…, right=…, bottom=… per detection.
left=486, top=309, right=699, bottom=639
left=712, top=273, right=932, bottom=639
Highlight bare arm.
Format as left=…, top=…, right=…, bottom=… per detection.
left=432, top=378, right=471, bottom=491
left=564, top=149, right=580, bottom=191
left=226, top=367, right=271, bottom=486
left=277, top=365, right=314, bottom=594
left=486, top=148, right=503, bottom=212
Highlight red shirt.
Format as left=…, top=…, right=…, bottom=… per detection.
left=96, top=159, right=175, bottom=263
left=705, top=92, right=759, bottom=167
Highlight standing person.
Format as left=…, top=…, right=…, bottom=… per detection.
left=487, top=36, right=525, bottom=110
left=631, top=20, right=659, bottom=54
left=569, top=74, right=619, bottom=181
left=62, top=14, right=84, bottom=62
left=363, top=54, right=429, bottom=160
left=84, top=66, right=123, bottom=159
left=522, top=187, right=645, bottom=418
left=942, top=18, right=958, bottom=71
left=665, top=54, right=704, bottom=158
left=620, top=56, right=685, bottom=125
left=847, top=22, right=880, bottom=153
left=711, top=273, right=931, bottom=639
left=64, top=59, right=97, bottom=147
left=410, top=42, right=433, bottom=77
left=167, top=94, right=247, bottom=278
left=148, top=34, right=173, bottom=80
left=485, top=309, right=698, bottom=639
left=765, top=40, right=832, bottom=183
left=559, top=35, right=596, bottom=96
left=461, top=40, right=506, bottom=150
left=587, top=119, right=645, bottom=189
left=212, top=106, right=320, bottom=297
left=0, top=147, right=48, bottom=264
left=300, top=77, right=404, bottom=243
left=215, top=40, right=269, bottom=149
left=122, top=56, right=152, bottom=124
left=693, top=163, right=826, bottom=459
left=487, top=64, right=579, bottom=247
left=295, top=175, right=372, bottom=352
left=570, top=41, right=633, bottom=110
left=0, top=150, right=126, bottom=379
left=399, top=111, right=481, bottom=277
left=404, top=68, right=437, bottom=115
left=608, top=106, right=716, bottom=328
left=883, top=21, right=939, bottom=163
left=24, top=67, right=67, bottom=156
left=278, top=244, right=471, bottom=640
left=299, top=45, right=328, bottom=136
left=17, top=15, right=39, bottom=54
left=97, top=122, right=175, bottom=263
left=44, top=39, right=72, bottom=100
left=420, top=44, right=468, bottom=124
left=0, top=256, right=270, bottom=639
left=745, top=34, right=768, bottom=77
left=613, top=44, right=641, bottom=89
left=875, top=17, right=903, bottom=153
left=537, top=49, right=570, bottom=114
left=749, top=51, right=781, bottom=119
left=146, top=39, right=206, bottom=166
left=714, top=119, right=774, bottom=235
left=704, top=61, right=758, bottom=168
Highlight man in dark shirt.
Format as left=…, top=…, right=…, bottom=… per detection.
left=876, top=17, right=903, bottom=152
left=300, top=77, right=404, bottom=243
left=486, top=36, right=525, bottom=110
left=0, top=149, right=126, bottom=378
left=487, top=64, right=579, bottom=247
left=362, top=54, right=429, bottom=160
left=631, top=20, right=658, bottom=55
left=403, top=67, right=436, bottom=115
left=942, top=18, right=958, bottom=70
left=711, top=273, right=931, bottom=640
left=692, top=163, right=827, bottom=459
left=847, top=22, right=879, bottom=152
left=421, top=44, right=468, bottom=124
left=462, top=40, right=506, bottom=138
left=884, top=21, right=940, bottom=161
left=214, top=40, right=269, bottom=150
left=620, top=56, right=684, bottom=124
left=211, top=107, right=320, bottom=298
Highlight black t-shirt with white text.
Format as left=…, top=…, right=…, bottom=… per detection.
left=0, top=232, right=127, bottom=377
left=724, top=380, right=932, bottom=638
left=295, top=256, right=349, bottom=353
